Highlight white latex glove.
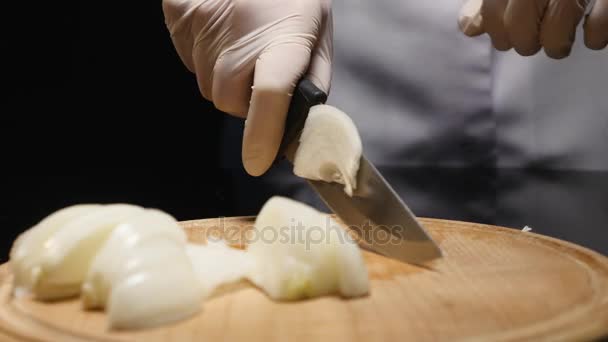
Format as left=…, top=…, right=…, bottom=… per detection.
left=163, top=0, right=333, bottom=176
left=459, top=0, right=608, bottom=58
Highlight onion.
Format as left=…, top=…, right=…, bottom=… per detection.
left=10, top=204, right=102, bottom=297
left=82, top=209, right=187, bottom=309
left=105, top=238, right=201, bottom=329
left=17, top=204, right=144, bottom=300
left=8, top=196, right=370, bottom=330
left=186, top=242, right=254, bottom=297
left=247, top=196, right=369, bottom=300
left=293, top=105, right=362, bottom=196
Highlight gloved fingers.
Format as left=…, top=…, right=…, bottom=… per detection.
left=459, top=0, right=486, bottom=37
left=305, top=6, right=333, bottom=94
left=211, top=55, right=253, bottom=118
left=504, top=0, right=548, bottom=56
left=242, top=43, right=313, bottom=176
left=584, top=0, right=608, bottom=49
left=481, top=0, right=513, bottom=50
left=540, top=0, right=589, bottom=59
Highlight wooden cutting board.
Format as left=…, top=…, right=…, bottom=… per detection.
left=0, top=217, right=607, bottom=341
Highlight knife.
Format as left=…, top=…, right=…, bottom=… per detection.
left=276, top=80, right=442, bottom=265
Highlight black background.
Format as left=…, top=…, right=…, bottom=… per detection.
left=2, top=1, right=241, bottom=260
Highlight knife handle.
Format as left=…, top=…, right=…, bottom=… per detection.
left=274, top=79, right=328, bottom=164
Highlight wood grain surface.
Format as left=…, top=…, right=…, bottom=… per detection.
left=0, top=217, right=607, bottom=341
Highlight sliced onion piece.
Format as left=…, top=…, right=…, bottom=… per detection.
left=106, top=238, right=202, bottom=330
left=82, top=209, right=187, bottom=309
left=32, top=204, right=144, bottom=300
left=186, top=242, right=254, bottom=297
left=293, top=105, right=362, bottom=196
left=10, top=204, right=102, bottom=296
left=247, top=196, right=369, bottom=300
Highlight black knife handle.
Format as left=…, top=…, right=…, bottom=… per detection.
left=274, top=79, right=328, bottom=163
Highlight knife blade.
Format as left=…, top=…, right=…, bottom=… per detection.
left=276, top=80, right=442, bottom=265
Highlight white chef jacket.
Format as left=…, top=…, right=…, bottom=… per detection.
left=328, top=0, right=607, bottom=171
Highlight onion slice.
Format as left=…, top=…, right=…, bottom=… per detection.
left=10, top=204, right=102, bottom=297
left=293, top=105, right=362, bottom=196
left=247, top=196, right=369, bottom=300
left=82, top=209, right=187, bottom=309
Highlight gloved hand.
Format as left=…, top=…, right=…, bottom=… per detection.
left=459, top=0, right=608, bottom=59
left=163, top=0, right=333, bottom=176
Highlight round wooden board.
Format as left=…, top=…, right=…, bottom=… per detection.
left=1, top=218, right=607, bottom=341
